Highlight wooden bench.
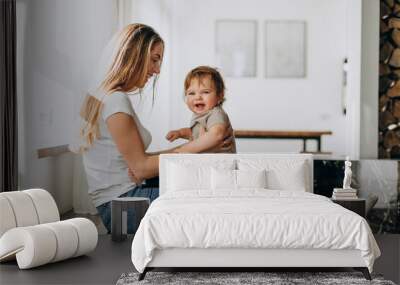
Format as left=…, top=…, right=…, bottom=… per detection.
left=233, top=130, right=332, bottom=153
left=37, top=144, right=70, bottom=159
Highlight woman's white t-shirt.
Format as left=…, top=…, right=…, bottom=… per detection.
left=82, top=92, right=152, bottom=207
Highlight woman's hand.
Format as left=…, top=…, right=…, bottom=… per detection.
left=206, top=125, right=234, bottom=153
left=128, top=168, right=144, bottom=185
left=198, top=126, right=206, bottom=137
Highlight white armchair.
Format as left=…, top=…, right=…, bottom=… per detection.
left=0, top=189, right=98, bottom=269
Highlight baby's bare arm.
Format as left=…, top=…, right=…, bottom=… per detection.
left=174, top=124, right=227, bottom=153
left=166, top=128, right=192, bottom=142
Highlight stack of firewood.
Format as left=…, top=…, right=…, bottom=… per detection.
left=380, top=0, right=400, bottom=158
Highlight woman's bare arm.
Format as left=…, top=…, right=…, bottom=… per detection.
left=147, top=146, right=180, bottom=155
left=165, top=127, right=192, bottom=142
left=106, top=112, right=158, bottom=180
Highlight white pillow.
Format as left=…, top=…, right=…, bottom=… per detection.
left=166, top=160, right=235, bottom=192
left=211, top=168, right=236, bottom=190
left=238, top=159, right=308, bottom=191
left=236, top=169, right=267, bottom=189
left=211, top=168, right=267, bottom=190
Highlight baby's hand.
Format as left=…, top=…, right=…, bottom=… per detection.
left=166, top=130, right=180, bottom=142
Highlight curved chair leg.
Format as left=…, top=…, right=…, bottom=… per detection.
left=354, top=267, right=371, bottom=280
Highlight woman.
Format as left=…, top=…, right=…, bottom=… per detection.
left=79, top=24, right=231, bottom=234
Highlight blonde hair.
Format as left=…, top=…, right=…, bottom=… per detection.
left=80, top=24, right=163, bottom=150
left=184, top=66, right=226, bottom=105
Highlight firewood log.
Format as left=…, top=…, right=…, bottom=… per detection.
left=389, top=18, right=400, bottom=29
left=389, top=48, right=400, bottom=67
left=393, top=3, right=400, bottom=16
left=394, top=100, right=400, bottom=118
left=387, top=80, right=400, bottom=98
left=384, top=0, right=394, bottom=9
left=392, top=68, right=400, bottom=78
left=382, top=20, right=390, bottom=34
left=390, top=145, right=400, bottom=157
left=380, top=95, right=390, bottom=111
left=380, top=76, right=395, bottom=94
left=381, top=42, right=394, bottom=63
left=383, top=129, right=400, bottom=148
left=381, top=1, right=392, bottom=20
left=380, top=63, right=391, bottom=76
left=380, top=110, right=397, bottom=130
left=379, top=146, right=391, bottom=158
left=392, top=29, right=400, bottom=46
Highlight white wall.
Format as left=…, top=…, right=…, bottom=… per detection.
left=344, top=0, right=362, bottom=159
left=345, top=0, right=379, bottom=160
left=165, top=0, right=349, bottom=155
left=360, top=0, right=379, bottom=159
left=121, top=0, right=173, bottom=152
left=116, top=0, right=379, bottom=158
left=17, top=0, right=118, bottom=213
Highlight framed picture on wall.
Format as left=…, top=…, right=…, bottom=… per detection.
left=215, top=20, right=257, bottom=77
left=264, top=20, right=306, bottom=78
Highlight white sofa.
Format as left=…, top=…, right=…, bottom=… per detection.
left=0, top=189, right=98, bottom=269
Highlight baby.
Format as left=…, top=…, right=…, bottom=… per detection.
left=166, top=66, right=236, bottom=153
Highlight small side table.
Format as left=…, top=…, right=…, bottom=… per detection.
left=111, top=197, right=150, bottom=242
left=331, top=198, right=366, bottom=217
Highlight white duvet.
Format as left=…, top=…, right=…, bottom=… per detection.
left=131, top=190, right=380, bottom=273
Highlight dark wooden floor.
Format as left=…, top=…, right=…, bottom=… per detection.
left=1, top=234, right=398, bottom=285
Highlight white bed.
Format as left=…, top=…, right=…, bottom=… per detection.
left=131, top=153, right=380, bottom=280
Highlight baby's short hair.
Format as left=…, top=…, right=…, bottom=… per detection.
left=184, top=66, right=226, bottom=104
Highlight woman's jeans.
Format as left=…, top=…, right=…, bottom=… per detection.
left=96, top=185, right=159, bottom=234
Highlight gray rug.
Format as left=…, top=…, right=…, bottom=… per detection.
left=116, top=271, right=396, bottom=285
